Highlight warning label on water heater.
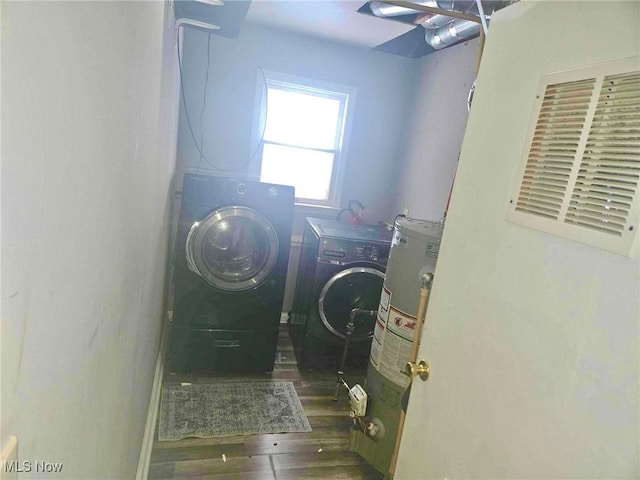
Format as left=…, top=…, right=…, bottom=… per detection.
left=425, top=242, right=440, bottom=258
left=377, top=287, right=391, bottom=322
left=392, top=230, right=408, bottom=249
left=371, top=290, right=420, bottom=387
left=387, top=306, right=418, bottom=342
left=376, top=329, right=414, bottom=387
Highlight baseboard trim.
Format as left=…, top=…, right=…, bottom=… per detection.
left=136, top=313, right=170, bottom=480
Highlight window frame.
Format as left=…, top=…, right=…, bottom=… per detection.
left=251, top=70, right=357, bottom=208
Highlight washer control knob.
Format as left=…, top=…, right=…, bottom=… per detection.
left=362, top=246, right=374, bottom=259
left=236, top=183, right=247, bottom=195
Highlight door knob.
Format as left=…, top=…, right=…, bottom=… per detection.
left=405, top=360, right=430, bottom=381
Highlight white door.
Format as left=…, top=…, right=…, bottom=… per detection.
left=394, top=1, right=639, bottom=479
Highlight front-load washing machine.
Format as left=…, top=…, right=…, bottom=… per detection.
left=168, top=174, right=294, bottom=373
left=288, top=217, right=392, bottom=370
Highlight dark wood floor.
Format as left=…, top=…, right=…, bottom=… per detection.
left=148, top=326, right=384, bottom=480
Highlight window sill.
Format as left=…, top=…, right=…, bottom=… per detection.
left=294, top=203, right=341, bottom=218
left=294, top=203, right=340, bottom=219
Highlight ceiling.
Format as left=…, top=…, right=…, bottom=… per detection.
left=244, top=1, right=416, bottom=50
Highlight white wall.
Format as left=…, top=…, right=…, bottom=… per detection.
left=176, top=24, right=419, bottom=225
left=1, top=2, right=179, bottom=478
left=396, top=1, right=639, bottom=478
left=392, top=39, right=479, bottom=221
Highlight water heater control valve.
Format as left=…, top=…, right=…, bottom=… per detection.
left=348, top=384, right=368, bottom=417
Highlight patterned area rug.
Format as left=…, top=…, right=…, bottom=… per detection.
left=157, top=381, right=311, bottom=441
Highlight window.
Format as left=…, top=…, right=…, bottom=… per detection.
left=254, top=71, right=355, bottom=206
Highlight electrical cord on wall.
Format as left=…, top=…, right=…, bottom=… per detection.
left=177, top=29, right=268, bottom=173
left=196, top=32, right=212, bottom=174
left=248, top=66, right=269, bottom=168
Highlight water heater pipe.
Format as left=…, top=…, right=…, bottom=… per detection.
left=333, top=308, right=377, bottom=401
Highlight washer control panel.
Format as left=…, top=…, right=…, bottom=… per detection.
left=318, top=239, right=389, bottom=264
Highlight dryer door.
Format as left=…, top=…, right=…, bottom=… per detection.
left=318, top=267, right=384, bottom=340
left=186, top=206, right=279, bottom=292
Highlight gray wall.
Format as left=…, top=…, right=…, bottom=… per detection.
left=1, top=2, right=179, bottom=477
left=176, top=24, right=419, bottom=226
left=392, top=38, right=479, bottom=222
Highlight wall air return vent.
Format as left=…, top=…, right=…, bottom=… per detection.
left=507, top=56, right=640, bottom=256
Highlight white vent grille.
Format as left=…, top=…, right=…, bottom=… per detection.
left=515, top=78, right=595, bottom=219
left=565, top=72, right=640, bottom=236
left=507, top=57, right=640, bottom=256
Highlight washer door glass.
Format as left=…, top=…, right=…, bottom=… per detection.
left=318, top=267, right=384, bottom=340
left=186, top=206, right=279, bottom=292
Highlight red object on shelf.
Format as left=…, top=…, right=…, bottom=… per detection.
left=338, top=200, right=365, bottom=225
left=349, top=212, right=363, bottom=225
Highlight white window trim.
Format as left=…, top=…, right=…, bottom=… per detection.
left=250, top=69, right=357, bottom=209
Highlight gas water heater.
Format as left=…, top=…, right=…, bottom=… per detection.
left=350, top=217, right=443, bottom=477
